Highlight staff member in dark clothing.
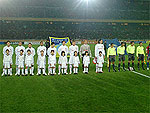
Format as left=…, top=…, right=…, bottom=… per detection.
left=104, top=40, right=107, bottom=55
left=45, top=39, right=50, bottom=50
left=45, top=39, right=50, bottom=56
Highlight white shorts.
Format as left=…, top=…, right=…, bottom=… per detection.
left=61, top=63, right=67, bottom=68
left=69, top=56, right=73, bottom=64
left=29, top=57, right=34, bottom=65
left=18, top=62, right=24, bottom=68
left=97, top=62, right=103, bottom=68
left=49, top=62, right=55, bottom=68
left=73, top=62, right=79, bottom=67
left=26, top=61, right=32, bottom=67
left=83, top=62, right=89, bottom=67
left=39, top=62, right=45, bottom=68
left=4, top=62, right=11, bottom=68
left=3, top=59, right=12, bottom=66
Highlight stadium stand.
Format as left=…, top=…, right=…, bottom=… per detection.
left=0, top=0, right=149, bottom=40
left=0, top=21, right=149, bottom=40
left=0, top=4, right=149, bottom=20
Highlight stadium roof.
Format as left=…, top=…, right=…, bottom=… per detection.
left=0, top=0, right=149, bottom=6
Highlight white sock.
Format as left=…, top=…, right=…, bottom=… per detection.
left=3, top=68, right=5, bottom=74
left=22, top=69, right=24, bottom=75
left=30, top=68, right=32, bottom=74
left=76, top=68, right=78, bottom=73
left=100, top=68, right=102, bottom=72
left=10, top=68, right=12, bottom=75
left=4, top=69, right=7, bottom=75
left=53, top=68, right=55, bottom=74
left=42, top=68, right=45, bottom=74
left=18, top=69, right=20, bottom=75
left=70, top=65, right=72, bottom=73
left=38, top=68, right=41, bottom=74
left=96, top=64, right=98, bottom=72
left=25, top=69, right=28, bottom=75
left=61, top=69, right=63, bottom=74
left=8, top=69, right=11, bottom=75
left=32, top=66, right=34, bottom=74
left=64, top=69, right=66, bottom=74
left=50, top=68, right=52, bottom=74
left=59, top=65, right=61, bottom=73
left=16, top=66, right=18, bottom=73
left=48, top=66, right=50, bottom=74
left=73, top=68, right=75, bottom=73
left=86, top=67, right=88, bottom=73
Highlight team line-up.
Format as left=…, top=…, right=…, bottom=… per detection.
left=2, top=40, right=150, bottom=76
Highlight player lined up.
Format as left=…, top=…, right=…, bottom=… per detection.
left=2, top=40, right=89, bottom=76
left=2, top=40, right=150, bottom=76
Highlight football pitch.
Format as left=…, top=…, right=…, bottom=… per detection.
left=0, top=44, right=150, bottom=112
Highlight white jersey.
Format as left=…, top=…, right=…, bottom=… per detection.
left=69, top=45, right=79, bottom=56
left=25, top=47, right=35, bottom=64
left=25, top=47, right=35, bottom=56
left=83, top=55, right=90, bottom=67
left=37, top=46, right=46, bottom=56
left=48, top=55, right=56, bottom=67
left=95, top=44, right=105, bottom=57
left=97, top=55, right=104, bottom=67
left=3, top=54, right=12, bottom=68
left=72, top=56, right=80, bottom=67
left=3, top=46, right=13, bottom=65
left=58, top=45, right=68, bottom=56
left=18, top=54, right=25, bottom=68
left=69, top=45, right=79, bottom=64
left=25, top=54, right=34, bottom=67
left=37, top=55, right=46, bottom=68
left=15, top=46, right=25, bottom=65
left=15, top=46, right=25, bottom=56
left=47, top=47, right=57, bottom=56
left=3, top=46, right=14, bottom=56
left=59, top=56, right=68, bottom=68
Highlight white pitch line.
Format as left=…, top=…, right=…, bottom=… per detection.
left=131, top=71, right=150, bottom=79
left=119, top=66, right=150, bottom=79
left=92, top=57, right=150, bottom=79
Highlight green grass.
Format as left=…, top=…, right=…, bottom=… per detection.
left=0, top=44, right=150, bottom=112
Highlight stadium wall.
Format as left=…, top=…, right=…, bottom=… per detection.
left=0, top=39, right=149, bottom=45
left=0, top=17, right=150, bottom=23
